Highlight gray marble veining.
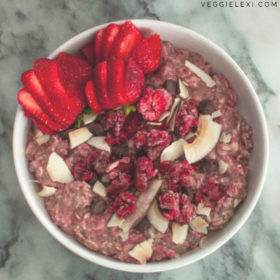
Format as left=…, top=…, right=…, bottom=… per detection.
left=0, top=0, right=279, bottom=279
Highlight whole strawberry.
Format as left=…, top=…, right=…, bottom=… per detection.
left=132, top=34, right=162, bottom=74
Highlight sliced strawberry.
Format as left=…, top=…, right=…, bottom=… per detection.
left=82, top=43, right=94, bottom=64
left=33, top=58, right=81, bottom=119
left=94, top=61, right=115, bottom=109
left=21, top=70, right=69, bottom=128
left=24, top=111, right=55, bottom=135
left=132, top=34, right=162, bottom=74
left=124, top=58, right=145, bottom=104
left=18, top=88, right=65, bottom=132
left=93, top=28, right=105, bottom=64
left=107, top=58, right=126, bottom=106
left=85, top=80, right=103, bottom=113
left=57, top=52, right=92, bottom=109
left=101, top=24, right=120, bottom=61
left=110, top=21, right=143, bottom=60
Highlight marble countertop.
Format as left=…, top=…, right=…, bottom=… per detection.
left=0, top=0, right=279, bottom=279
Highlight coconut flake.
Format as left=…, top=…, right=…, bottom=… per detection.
left=37, top=186, right=57, bottom=197
left=69, top=127, right=93, bottom=149
left=196, top=203, right=211, bottom=217
left=87, top=136, right=111, bottom=153
left=185, top=60, right=216, bottom=88
left=147, top=200, right=169, bottom=233
left=119, top=231, right=129, bottom=241
left=220, top=132, right=232, bottom=144
left=83, top=112, right=98, bottom=125
left=46, top=152, right=74, bottom=183
left=158, top=111, right=170, bottom=122
left=178, top=79, right=189, bottom=99
left=107, top=213, right=124, bottom=228
left=167, top=98, right=180, bottom=123
left=147, top=122, right=162, bottom=126
left=172, top=223, right=188, bottom=244
left=199, top=236, right=207, bottom=248
left=128, top=239, right=153, bottom=264
left=211, top=110, right=222, bottom=119
left=35, top=134, right=50, bottom=145
left=184, top=116, right=221, bottom=164
left=92, top=180, right=107, bottom=197
left=160, top=138, right=186, bottom=162
left=120, top=179, right=162, bottom=233
left=233, top=199, right=241, bottom=208
left=190, top=216, right=209, bottom=234
left=33, top=126, right=44, bottom=139
left=218, top=160, right=228, bottom=174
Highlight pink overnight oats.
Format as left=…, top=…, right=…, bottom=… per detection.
left=24, top=39, right=253, bottom=264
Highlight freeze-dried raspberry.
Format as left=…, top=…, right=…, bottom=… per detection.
left=134, top=129, right=171, bottom=160
left=195, top=180, right=226, bottom=207
left=86, top=149, right=110, bottom=174
left=107, top=173, right=131, bottom=197
left=134, top=157, right=158, bottom=191
left=176, top=193, right=196, bottom=225
left=110, top=192, right=135, bottom=218
left=105, top=111, right=143, bottom=144
left=104, top=110, right=126, bottom=137
left=159, top=160, right=173, bottom=175
left=73, top=160, right=93, bottom=182
left=119, top=112, right=143, bottom=141
left=175, top=99, right=198, bottom=136
left=162, top=160, right=193, bottom=192
left=107, top=157, right=132, bottom=180
left=137, top=88, right=172, bottom=121
left=159, top=191, right=196, bottom=224
left=159, top=190, right=180, bottom=220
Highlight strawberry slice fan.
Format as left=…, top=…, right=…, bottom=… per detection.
left=18, top=20, right=162, bottom=134
left=83, top=20, right=162, bottom=114
left=18, top=52, right=92, bottom=133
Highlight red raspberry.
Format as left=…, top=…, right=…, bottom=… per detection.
left=159, top=160, right=173, bottom=175
left=119, top=112, right=143, bottom=142
left=134, top=157, right=158, bottom=191
left=176, top=193, right=196, bottom=225
left=107, top=173, right=131, bottom=197
left=105, top=111, right=143, bottom=144
left=195, top=181, right=226, bottom=207
left=159, top=191, right=196, bottom=224
left=134, top=129, right=171, bottom=160
left=73, top=160, right=94, bottom=182
left=159, top=190, right=180, bottom=220
left=86, top=149, right=110, bottom=174
left=110, top=192, right=136, bottom=218
left=175, top=99, right=198, bottom=136
left=104, top=110, right=126, bottom=137
left=162, top=160, right=193, bottom=192
left=137, top=88, right=172, bottom=121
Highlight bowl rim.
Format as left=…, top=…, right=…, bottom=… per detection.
left=13, top=19, right=269, bottom=273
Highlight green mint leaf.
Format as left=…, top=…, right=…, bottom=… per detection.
left=124, top=104, right=136, bottom=116
left=83, top=107, right=93, bottom=115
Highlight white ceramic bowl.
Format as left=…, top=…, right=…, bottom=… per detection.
left=13, top=19, right=269, bottom=273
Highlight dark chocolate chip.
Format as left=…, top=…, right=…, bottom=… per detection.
left=91, top=199, right=107, bottom=215
left=135, top=217, right=150, bottom=233
left=111, top=143, right=128, bottom=158
left=87, top=122, right=104, bottom=136
left=164, top=79, right=178, bottom=95
left=197, top=99, right=215, bottom=115
left=59, top=128, right=74, bottom=140
left=195, top=159, right=218, bottom=173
